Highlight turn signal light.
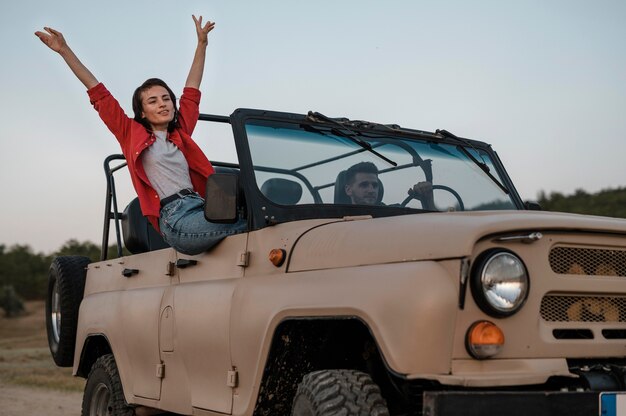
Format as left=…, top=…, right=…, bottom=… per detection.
left=269, top=249, right=286, bottom=267
left=466, top=321, right=505, bottom=359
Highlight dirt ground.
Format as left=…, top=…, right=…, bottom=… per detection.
left=0, top=381, right=83, bottom=416
left=0, top=301, right=83, bottom=416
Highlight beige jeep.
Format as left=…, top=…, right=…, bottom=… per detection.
left=46, top=109, right=626, bottom=416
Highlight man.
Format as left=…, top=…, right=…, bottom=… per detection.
left=343, top=162, right=381, bottom=205
left=344, top=162, right=435, bottom=209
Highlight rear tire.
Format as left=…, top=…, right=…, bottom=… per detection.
left=292, top=369, right=390, bottom=416
left=46, top=255, right=91, bottom=366
left=82, top=354, right=135, bottom=416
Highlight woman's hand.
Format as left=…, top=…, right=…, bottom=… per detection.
left=34, top=27, right=68, bottom=54
left=185, top=15, right=215, bottom=88
left=192, top=15, right=215, bottom=45
left=34, top=26, right=99, bottom=89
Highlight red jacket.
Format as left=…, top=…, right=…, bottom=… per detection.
left=88, top=83, right=213, bottom=232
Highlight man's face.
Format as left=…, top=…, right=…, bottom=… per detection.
left=345, top=172, right=380, bottom=205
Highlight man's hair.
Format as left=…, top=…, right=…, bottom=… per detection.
left=345, top=162, right=379, bottom=185
left=132, top=78, right=179, bottom=133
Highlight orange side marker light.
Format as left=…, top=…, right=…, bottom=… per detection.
left=466, top=321, right=505, bottom=359
left=269, top=248, right=287, bottom=267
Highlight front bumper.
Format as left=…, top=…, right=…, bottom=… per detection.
left=423, top=391, right=599, bottom=416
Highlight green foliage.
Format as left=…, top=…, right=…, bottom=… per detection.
left=537, top=187, right=626, bottom=219
left=55, top=239, right=103, bottom=262
left=0, top=245, right=51, bottom=300
left=0, top=285, right=25, bottom=317
left=0, top=240, right=124, bottom=300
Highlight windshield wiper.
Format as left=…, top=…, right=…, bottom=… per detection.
left=436, top=129, right=509, bottom=195
left=307, top=111, right=397, bottom=167
left=306, top=112, right=508, bottom=195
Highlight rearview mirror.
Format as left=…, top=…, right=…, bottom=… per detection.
left=204, top=173, right=239, bottom=223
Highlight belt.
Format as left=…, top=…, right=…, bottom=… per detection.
left=160, top=189, right=196, bottom=208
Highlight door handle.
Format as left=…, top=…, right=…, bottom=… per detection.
left=122, top=268, right=139, bottom=278
left=175, top=259, right=198, bottom=269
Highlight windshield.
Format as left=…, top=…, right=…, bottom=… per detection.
left=245, top=121, right=516, bottom=212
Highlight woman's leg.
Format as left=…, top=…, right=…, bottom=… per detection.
left=159, top=195, right=247, bottom=255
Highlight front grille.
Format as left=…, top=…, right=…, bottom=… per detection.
left=553, top=329, right=594, bottom=339
left=540, top=295, right=626, bottom=322
left=548, top=246, right=626, bottom=276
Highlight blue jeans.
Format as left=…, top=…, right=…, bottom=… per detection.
left=159, top=194, right=247, bottom=255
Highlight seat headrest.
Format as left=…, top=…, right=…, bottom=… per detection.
left=261, top=178, right=303, bottom=205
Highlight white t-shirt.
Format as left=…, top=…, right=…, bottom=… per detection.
left=141, top=130, right=194, bottom=199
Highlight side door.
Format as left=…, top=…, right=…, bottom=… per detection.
left=118, top=248, right=178, bottom=401
left=159, top=232, right=248, bottom=414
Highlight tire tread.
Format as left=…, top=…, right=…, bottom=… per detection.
left=82, top=353, right=134, bottom=416
left=293, top=369, right=390, bottom=416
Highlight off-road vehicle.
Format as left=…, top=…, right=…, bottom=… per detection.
left=47, top=109, right=626, bottom=415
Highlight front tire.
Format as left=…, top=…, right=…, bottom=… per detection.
left=82, top=354, right=134, bottom=416
left=46, top=255, right=91, bottom=367
left=292, top=369, right=390, bottom=416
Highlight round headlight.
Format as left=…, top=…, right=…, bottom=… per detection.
left=471, top=249, right=529, bottom=317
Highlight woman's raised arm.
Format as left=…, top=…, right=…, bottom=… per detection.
left=35, top=27, right=99, bottom=90
left=184, top=15, right=215, bottom=89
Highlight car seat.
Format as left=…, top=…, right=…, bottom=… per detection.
left=121, top=198, right=170, bottom=254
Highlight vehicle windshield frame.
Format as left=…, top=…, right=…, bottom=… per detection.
left=228, top=109, right=525, bottom=231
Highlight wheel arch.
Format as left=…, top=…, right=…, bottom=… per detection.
left=76, top=333, right=113, bottom=378
left=253, top=316, right=405, bottom=415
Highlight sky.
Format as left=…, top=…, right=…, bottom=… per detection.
left=1, top=0, right=625, bottom=254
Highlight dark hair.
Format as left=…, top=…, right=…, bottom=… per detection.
left=132, top=78, right=178, bottom=133
left=345, top=161, right=379, bottom=185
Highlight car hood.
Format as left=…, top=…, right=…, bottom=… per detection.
left=287, top=210, right=626, bottom=272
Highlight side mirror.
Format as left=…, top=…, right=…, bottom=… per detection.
left=204, top=173, right=239, bottom=223
left=524, top=201, right=542, bottom=211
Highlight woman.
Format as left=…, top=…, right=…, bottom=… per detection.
left=35, top=16, right=246, bottom=255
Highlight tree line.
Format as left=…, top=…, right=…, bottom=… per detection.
left=537, top=187, right=626, bottom=218
left=0, top=240, right=106, bottom=301
left=2, top=187, right=626, bottom=302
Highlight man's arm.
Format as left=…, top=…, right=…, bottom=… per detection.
left=35, top=27, right=99, bottom=89
left=185, top=15, right=216, bottom=89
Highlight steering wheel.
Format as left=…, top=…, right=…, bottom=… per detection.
left=400, top=184, right=465, bottom=211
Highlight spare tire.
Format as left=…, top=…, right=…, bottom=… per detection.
left=46, top=256, right=91, bottom=367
